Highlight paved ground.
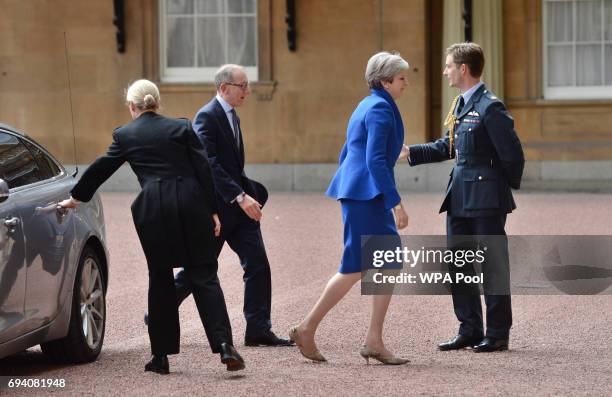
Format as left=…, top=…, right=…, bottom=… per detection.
left=1, top=192, right=611, bottom=396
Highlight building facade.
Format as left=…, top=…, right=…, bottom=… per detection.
left=1, top=0, right=610, bottom=189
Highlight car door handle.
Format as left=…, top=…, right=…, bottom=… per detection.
left=4, top=217, right=20, bottom=227
left=56, top=206, right=69, bottom=217
left=35, top=203, right=67, bottom=216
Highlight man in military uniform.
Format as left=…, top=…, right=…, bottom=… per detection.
left=402, top=42, right=524, bottom=352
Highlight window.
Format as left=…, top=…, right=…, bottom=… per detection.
left=22, top=140, right=61, bottom=180
left=159, top=0, right=258, bottom=83
left=543, top=0, right=612, bottom=99
left=0, top=132, right=44, bottom=189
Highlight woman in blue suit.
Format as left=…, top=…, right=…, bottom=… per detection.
left=290, top=52, right=410, bottom=365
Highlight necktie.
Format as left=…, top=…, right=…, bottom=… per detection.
left=455, top=96, right=465, bottom=116
left=229, top=109, right=241, bottom=148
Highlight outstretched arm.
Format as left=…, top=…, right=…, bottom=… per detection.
left=407, top=131, right=452, bottom=166
left=69, top=131, right=126, bottom=203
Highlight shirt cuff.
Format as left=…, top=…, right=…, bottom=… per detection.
left=230, top=192, right=244, bottom=204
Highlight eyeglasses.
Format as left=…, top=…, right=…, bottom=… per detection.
left=225, top=81, right=250, bottom=90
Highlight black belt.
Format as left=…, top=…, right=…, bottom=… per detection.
left=456, top=156, right=494, bottom=166
left=149, top=175, right=195, bottom=183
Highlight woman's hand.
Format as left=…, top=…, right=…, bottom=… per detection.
left=212, top=213, right=221, bottom=237
left=397, top=144, right=409, bottom=162
left=393, top=203, right=409, bottom=230
left=57, top=197, right=78, bottom=209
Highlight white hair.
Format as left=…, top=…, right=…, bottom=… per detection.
left=126, top=79, right=160, bottom=110
left=214, top=64, right=246, bottom=90
left=365, top=52, right=410, bottom=89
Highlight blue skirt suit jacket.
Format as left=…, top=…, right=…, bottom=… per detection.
left=326, top=89, right=405, bottom=273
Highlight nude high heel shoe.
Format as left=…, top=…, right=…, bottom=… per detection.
left=359, top=345, right=409, bottom=365
left=288, top=326, right=327, bottom=362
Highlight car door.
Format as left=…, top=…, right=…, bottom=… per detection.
left=14, top=138, right=75, bottom=331
left=0, top=133, right=27, bottom=344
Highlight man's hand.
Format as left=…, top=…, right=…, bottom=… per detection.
left=212, top=213, right=221, bottom=237
left=393, top=203, right=409, bottom=230
left=398, top=144, right=409, bottom=162
left=239, top=194, right=263, bottom=221
left=57, top=197, right=78, bottom=209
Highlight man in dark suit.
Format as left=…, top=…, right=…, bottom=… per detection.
left=173, top=64, right=292, bottom=347
left=60, top=79, right=244, bottom=373
left=402, top=43, right=524, bottom=352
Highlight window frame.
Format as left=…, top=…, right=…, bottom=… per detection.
left=158, top=0, right=259, bottom=83
left=0, top=132, right=45, bottom=190
left=0, top=129, right=66, bottom=193
left=542, top=0, right=612, bottom=99
left=21, top=139, right=62, bottom=181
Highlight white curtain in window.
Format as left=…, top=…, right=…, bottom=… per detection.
left=606, top=45, right=612, bottom=84
left=196, top=0, right=223, bottom=13
left=165, top=0, right=256, bottom=69
left=228, top=17, right=256, bottom=65
left=577, top=44, right=602, bottom=85
left=195, top=0, right=224, bottom=66
left=604, top=0, right=612, bottom=85
left=226, top=0, right=257, bottom=66
left=547, top=1, right=572, bottom=42
left=575, top=1, right=603, bottom=86
left=547, top=1, right=574, bottom=86
left=168, top=0, right=193, bottom=14
left=576, top=0, right=601, bottom=41
left=167, top=17, right=195, bottom=67
left=197, top=17, right=225, bottom=66
left=548, top=45, right=573, bottom=86
left=606, top=0, right=612, bottom=40
left=546, top=0, right=610, bottom=88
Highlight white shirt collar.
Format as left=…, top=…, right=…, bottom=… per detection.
left=461, top=81, right=484, bottom=105
left=215, top=93, right=233, bottom=114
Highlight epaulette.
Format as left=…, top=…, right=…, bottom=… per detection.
left=483, top=89, right=499, bottom=101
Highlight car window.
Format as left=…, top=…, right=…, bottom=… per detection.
left=0, top=132, right=44, bottom=189
left=22, top=139, right=61, bottom=179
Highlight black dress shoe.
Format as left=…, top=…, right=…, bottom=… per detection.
left=220, top=343, right=245, bottom=371
left=438, top=334, right=483, bottom=351
left=144, top=355, right=169, bottom=374
left=473, top=337, right=508, bottom=353
left=245, top=329, right=295, bottom=347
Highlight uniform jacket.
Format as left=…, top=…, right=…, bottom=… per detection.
left=326, top=89, right=404, bottom=210
left=409, top=84, right=524, bottom=217
left=71, top=112, right=219, bottom=268
left=193, top=98, right=267, bottom=213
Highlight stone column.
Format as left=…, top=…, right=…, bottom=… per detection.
left=441, top=0, right=464, bottom=131
left=473, top=0, right=504, bottom=99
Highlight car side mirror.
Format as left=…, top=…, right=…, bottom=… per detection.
left=0, top=179, right=9, bottom=203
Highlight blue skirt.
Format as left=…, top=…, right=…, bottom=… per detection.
left=339, top=196, right=398, bottom=274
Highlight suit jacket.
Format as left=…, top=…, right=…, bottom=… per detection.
left=71, top=112, right=219, bottom=268
left=326, top=89, right=404, bottom=210
left=192, top=98, right=266, bottom=212
left=409, top=84, right=524, bottom=217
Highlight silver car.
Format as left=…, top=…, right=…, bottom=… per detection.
left=0, top=123, right=108, bottom=363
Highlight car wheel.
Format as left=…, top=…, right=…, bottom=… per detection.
left=41, top=246, right=106, bottom=363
